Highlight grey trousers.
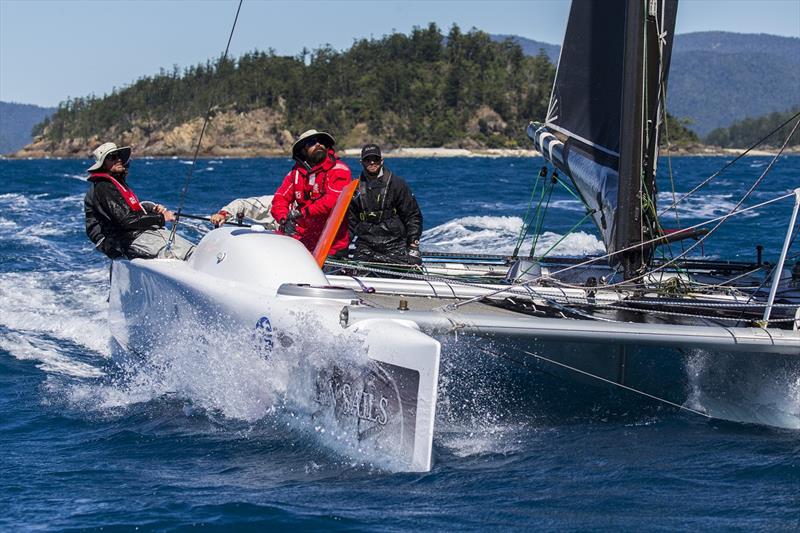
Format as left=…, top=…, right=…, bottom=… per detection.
left=127, top=229, right=195, bottom=260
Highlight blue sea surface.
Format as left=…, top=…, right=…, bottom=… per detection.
left=1, top=155, right=799, bottom=530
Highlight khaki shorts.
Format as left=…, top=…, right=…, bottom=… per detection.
left=127, top=229, right=195, bottom=260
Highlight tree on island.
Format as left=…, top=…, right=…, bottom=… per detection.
left=34, top=24, right=556, bottom=150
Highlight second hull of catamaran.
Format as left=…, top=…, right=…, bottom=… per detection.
left=107, top=228, right=440, bottom=472
left=330, top=274, right=800, bottom=429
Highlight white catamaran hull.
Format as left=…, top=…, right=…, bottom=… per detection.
left=108, top=228, right=440, bottom=472
left=332, top=276, right=800, bottom=429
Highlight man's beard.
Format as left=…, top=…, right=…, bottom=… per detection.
left=307, top=146, right=326, bottom=166
left=111, top=167, right=128, bottom=180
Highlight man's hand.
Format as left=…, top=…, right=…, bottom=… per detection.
left=151, top=203, right=176, bottom=223
left=407, top=243, right=422, bottom=265
left=280, top=208, right=301, bottom=236
left=210, top=211, right=228, bottom=227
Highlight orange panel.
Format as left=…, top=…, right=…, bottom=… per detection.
left=312, top=179, right=359, bottom=267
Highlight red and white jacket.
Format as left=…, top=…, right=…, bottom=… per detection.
left=271, top=149, right=351, bottom=254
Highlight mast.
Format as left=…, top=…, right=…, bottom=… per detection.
left=529, top=0, right=679, bottom=279
left=615, top=0, right=647, bottom=278
left=617, top=0, right=678, bottom=279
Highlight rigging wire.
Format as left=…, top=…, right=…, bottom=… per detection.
left=475, top=346, right=712, bottom=420
left=652, top=4, right=684, bottom=259
left=734, top=223, right=800, bottom=324
left=617, top=118, right=800, bottom=289
left=528, top=170, right=558, bottom=258
left=167, top=0, right=244, bottom=251
left=440, top=189, right=796, bottom=312
left=505, top=119, right=800, bottom=298
left=512, top=166, right=546, bottom=257
left=657, top=110, right=800, bottom=218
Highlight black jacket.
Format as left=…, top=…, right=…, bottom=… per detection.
left=347, top=167, right=422, bottom=263
left=84, top=176, right=165, bottom=258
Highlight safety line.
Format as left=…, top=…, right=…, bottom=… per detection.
left=477, top=346, right=712, bottom=419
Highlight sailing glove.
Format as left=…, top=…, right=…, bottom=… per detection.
left=281, top=208, right=301, bottom=237
left=407, top=243, right=422, bottom=265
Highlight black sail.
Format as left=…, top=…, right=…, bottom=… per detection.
left=529, top=0, right=678, bottom=277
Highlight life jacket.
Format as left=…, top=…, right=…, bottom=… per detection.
left=88, top=172, right=144, bottom=212
left=271, top=149, right=351, bottom=254
left=356, top=169, right=397, bottom=223
left=289, top=150, right=342, bottom=204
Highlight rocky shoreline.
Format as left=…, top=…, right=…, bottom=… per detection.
left=6, top=104, right=798, bottom=161
left=9, top=107, right=534, bottom=159
left=6, top=145, right=797, bottom=160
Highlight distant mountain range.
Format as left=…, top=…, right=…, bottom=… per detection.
left=0, top=102, right=56, bottom=155
left=668, top=32, right=800, bottom=136
left=490, top=34, right=561, bottom=64
left=494, top=31, right=800, bottom=137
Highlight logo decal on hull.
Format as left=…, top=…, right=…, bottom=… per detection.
left=253, top=316, right=274, bottom=359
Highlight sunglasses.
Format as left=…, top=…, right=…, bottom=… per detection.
left=106, top=153, right=122, bottom=162
left=304, top=137, right=321, bottom=149
left=362, top=157, right=381, bottom=165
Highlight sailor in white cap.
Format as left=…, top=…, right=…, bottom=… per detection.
left=84, top=142, right=194, bottom=260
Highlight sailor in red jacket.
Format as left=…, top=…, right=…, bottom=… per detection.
left=271, top=129, right=351, bottom=256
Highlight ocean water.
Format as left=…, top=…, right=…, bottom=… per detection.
left=1, top=155, right=798, bottom=530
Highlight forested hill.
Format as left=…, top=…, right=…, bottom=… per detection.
left=22, top=25, right=555, bottom=157
left=17, top=26, right=758, bottom=158
left=705, top=107, right=800, bottom=149
left=667, top=32, right=800, bottom=137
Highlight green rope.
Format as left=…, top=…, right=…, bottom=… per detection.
left=512, top=168, right=546, bottom=257
left=534, top=209, right=595, bottom=260
left=528, top=176, right=556, bottom=258
left=553, top=175, right=582, bottom=202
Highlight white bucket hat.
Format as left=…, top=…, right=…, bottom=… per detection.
left=291, top=129, right=335, bottom=158
left=87, top=142, right=131, bottom=172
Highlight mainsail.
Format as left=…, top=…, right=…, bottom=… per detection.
left=529, top=0, right=678, bottom=278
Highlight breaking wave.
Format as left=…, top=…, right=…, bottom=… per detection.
left=657, top=191, right=759, bottom=221
left=0, top=268, right=110, bottom=378
left=421, top=215, right=605, bottom=256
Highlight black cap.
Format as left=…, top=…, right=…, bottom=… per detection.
left=361, top=144, right=382, bottom=160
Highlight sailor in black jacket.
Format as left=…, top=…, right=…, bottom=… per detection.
left=84, top=142, right=194, bottom=260
left=347, top=144, right=423, bottom=265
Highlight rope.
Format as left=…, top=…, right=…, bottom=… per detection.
left=622, top=118, right=800, bottom=288
left=512, top=167, right=545, bottom=257
left=553, top=174, right=583, bottom=201
left=168, top=0, right=244, bottom=251
left=534, top=209, right=594, bottom=261
left=657, top=110, right=800, bottom=218
left=442, top=190, right=796, bottom=311
left=528, top=172, right=556, bottom=258
left=514, top=119, right=798, bottom=300
left=658, top=77, right=684, bottom=257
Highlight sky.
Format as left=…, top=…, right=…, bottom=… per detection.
left=1, top=0, right=799, bottom=108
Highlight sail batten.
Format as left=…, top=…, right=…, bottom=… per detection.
left=530, top=0, right=678, bottom=277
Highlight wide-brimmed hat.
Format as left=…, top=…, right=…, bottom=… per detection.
left=291, top=129, right=335, bottom=158
left=88, top=142, right=132, bottom=172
